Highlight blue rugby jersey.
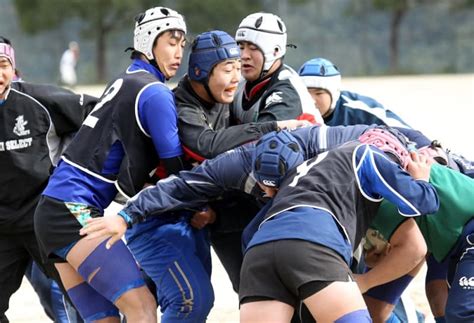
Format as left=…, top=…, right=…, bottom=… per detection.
left=44, top=59, right=182, bottom=210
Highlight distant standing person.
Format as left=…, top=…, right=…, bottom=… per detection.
left=60, top=41, right=79, bottom=88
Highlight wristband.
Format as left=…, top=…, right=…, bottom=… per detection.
left=117, top=210, right=133, bottom=229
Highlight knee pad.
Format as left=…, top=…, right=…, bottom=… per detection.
left=434, top=317, right=446, bottom=323
left=365, top=274, right=413, bottom=305
left=67, top=282, right=119, bottom=321
left=335, top=309, right=372, bottom=323
left=78, top=239, right=145, bottom=302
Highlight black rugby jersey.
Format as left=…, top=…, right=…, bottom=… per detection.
left=231, top=64, right=320, bottom=124
left=173, top=75, right=276, bottom=161
left=262, top=142, right=380, bottom=248
left=0, top=82, right=96, bottom=233
left=63, top=70, right=164, bottom=198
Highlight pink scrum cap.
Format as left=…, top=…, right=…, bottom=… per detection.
left=0, top=43, right=16, bottom=70
left=359, top=127, right=411, bottom=169
left=418, top=143, right=448, bottom=166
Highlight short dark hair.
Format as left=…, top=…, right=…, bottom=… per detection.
left=0, top=36, right=12, bottom=45
left=129, top=49, right=143, bottom=60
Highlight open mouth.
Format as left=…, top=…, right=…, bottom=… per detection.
left=225, top=85, right=237, bottom=92
left=224, top=86, right=237, bottom=96
left=170, top=63, right=180, bottom=70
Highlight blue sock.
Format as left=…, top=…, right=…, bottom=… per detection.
left=386, top=312, right=401, bottom=323
left=335, top=309, right=372, bottom=322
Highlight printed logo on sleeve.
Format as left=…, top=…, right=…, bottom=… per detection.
left=262, top=179, right=276, bottom=187
left=459, top=276, right=474, bottom=289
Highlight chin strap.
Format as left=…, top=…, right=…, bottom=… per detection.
left=259, top=58, right=282, bottom=81
left=203, top=82, right=218, bottom=103
left=149, top=58, right=163, bottom=75
left=259, top=61, right=271, bottom=80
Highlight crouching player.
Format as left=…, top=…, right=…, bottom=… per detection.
left=359, top=144, right=474, bottom=323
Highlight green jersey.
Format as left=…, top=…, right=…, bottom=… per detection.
left=369, top=163, right=474, bottom=262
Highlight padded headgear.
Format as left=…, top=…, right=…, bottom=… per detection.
left=418, top=141, right=449, bottom=166
left=253, top=131, right=304, bottom=187
left=235, top=12, right=287, bottom=72
left=0, top=42, right=15, bottom=70
left=359, top=126, right=411, bottom=169
left=133, top=7, right=186, bottom=61
left=188, top=30, right=240, bottom=83
left=298, top=57, right=341, bottom=110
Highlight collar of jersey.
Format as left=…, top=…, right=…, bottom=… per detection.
left=129, top=59, right=166, bottom=83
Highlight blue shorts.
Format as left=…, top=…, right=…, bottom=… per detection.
left=445, top=219, right=474, bottom=322
left=126, top=217, right=214, bottom=322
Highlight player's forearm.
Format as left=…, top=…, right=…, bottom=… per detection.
left=362, top=244, right=424, bottom=290
left=362, top=219, right=427, bottom=289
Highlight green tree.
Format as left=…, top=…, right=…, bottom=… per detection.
left=13, top=0, right=266, bottom=81
left=173, top=0, right=263, bottom=36
left=349, top=0, right=441, bottom=73
left=349, top=0, right=412, bottom=73
left=14, top=0, right=155, bottom=82
left=374, top=0, right=410, bottom=73
left=450, top=0, right=474, bottom=9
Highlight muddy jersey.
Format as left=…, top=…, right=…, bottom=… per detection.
left=0, top=82, right=96, bottom=233
left=231, top=64, right=322, bottom=124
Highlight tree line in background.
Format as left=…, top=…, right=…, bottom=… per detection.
left=4, top=0, right=473, bottom=83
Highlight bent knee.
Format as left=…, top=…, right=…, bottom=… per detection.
left=163, top=283, right=214, bottom=321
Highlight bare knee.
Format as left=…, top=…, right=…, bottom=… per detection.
left=304, top=282, right=367, bottom=321
left=364, top=295, right=395, bottom=323
left=116, top=286, right=157, bottom=322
